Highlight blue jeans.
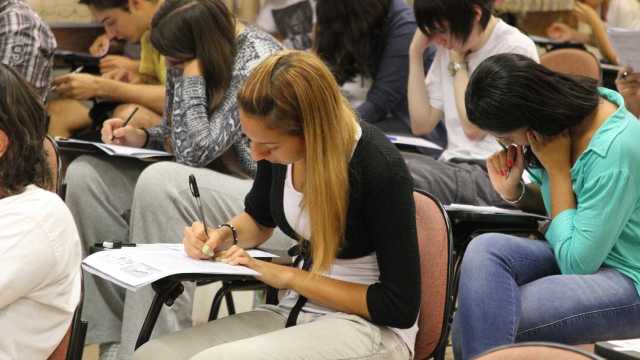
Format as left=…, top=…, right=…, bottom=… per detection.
left=452, top=233, right=640, bottom=360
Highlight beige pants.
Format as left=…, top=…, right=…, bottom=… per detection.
left=133, top=306, right=411, bottom=360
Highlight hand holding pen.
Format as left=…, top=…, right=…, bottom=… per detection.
left=50, top=66, right=84, bottom=92
left=101, top=107, right=147, bottom=147
left=188, top=174, right=215, bottom=259
left=109, top=106, right=139, bottom=142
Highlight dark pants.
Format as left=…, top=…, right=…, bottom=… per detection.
left=402, top=152, right=508, bottom=207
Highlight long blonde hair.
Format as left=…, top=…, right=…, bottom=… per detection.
left=238, top=50, right=359, bottom=272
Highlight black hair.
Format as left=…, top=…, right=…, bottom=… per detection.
left=315, top=0, right=391, bottom=84
left=0, top=64, right=50, bottom=197
left=78, top=0, right=129, bottom=10
left=151, top=0, right=236, bottom=111
left=465, top=53, right=600, bottom=136
left=414, top=0, right=493, bottom=44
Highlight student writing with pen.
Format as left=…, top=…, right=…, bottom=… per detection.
left=63, top=1, right=283, bottom=357
left=451, top=53, right=640, bottom=359
left=134, top=49, right=420, bottom=360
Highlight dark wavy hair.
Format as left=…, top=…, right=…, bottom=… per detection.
left=315, top=0, right=391, bottom=85
left=465, top=53, right=600, bottom=136
left=0, top=64, right=50, bottom=197
left=151, top=0, right=236, bottom=111
left=414, top=0, right=493, bottom=44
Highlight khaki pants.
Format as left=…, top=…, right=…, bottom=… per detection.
left=134, top=307, right=411, bottom=360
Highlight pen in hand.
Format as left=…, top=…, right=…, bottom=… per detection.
left=110, top=106, right=140, bottom=142
left=189, top=174, right=214, bottom=257
left=50, top=65, right=84, bottom=91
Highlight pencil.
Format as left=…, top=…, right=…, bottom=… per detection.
left=110, top=106, right=140, bottom=142
left=122, top=106, right=140, bottom=127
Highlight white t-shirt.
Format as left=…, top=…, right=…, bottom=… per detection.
left=0, top=185, right=81, bottom=360
left=607, top=0, right=640, bottom=30
left=426, top=19, right=539, bottom=160
left=256, top=0, right=316, bottom=49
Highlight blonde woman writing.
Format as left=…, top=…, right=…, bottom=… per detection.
left=134, top=50, right=420, bottom=360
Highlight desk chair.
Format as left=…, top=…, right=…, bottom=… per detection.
left=444, top=207, right=545, bottom=312
left=475, top=342, right=603, bottom=360
left=48, top=285, right=88, bottom=360
left=134, top=190, right=456, bottom=360
left=44, top=134, right=63, bottom=195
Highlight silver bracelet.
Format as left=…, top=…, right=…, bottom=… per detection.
left=502, top=180, right=526, bottom=205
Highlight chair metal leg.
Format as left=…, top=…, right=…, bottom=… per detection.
left=209, top=284, right=231, bottom=321
left=224, top=290, right=235, bottom=315
left=136, top=280, right=184, bottom=350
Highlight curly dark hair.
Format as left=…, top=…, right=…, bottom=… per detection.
left=0, top=64, right=50, bottom=197
left=315, top=0, right=391, bottom=85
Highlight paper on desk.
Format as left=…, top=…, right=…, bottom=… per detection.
left=82, top=244, right=277, bottom=291
left=386, top=134, right=443, bottom=150
left=609, top=338, right=640, bottom=352
left=444, top=204, right=549, bottom=220
left=56, top=137, right=172, bottom=159
left=608, top=27, right=640, bottom=71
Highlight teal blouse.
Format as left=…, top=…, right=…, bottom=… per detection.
left=530, top=88, right=640, bottom=295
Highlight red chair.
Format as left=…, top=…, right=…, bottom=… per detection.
left=413, top=190, right=455, bottom=360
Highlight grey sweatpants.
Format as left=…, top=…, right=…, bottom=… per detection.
left=133, top=307, right=411, bottom=360
left=402, top=152, right=510, bottom=207
left=65, top=157, right=292, bottom=359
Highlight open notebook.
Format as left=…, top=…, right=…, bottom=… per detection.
left=82, top=243, right=277, bottom=291
left=56, top=137, right=173, bottom=161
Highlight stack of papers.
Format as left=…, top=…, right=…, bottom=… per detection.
left=56, top=137, right=173, bottom=161
left=82, top=243, right=277, bottom=291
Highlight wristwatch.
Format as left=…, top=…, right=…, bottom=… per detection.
left=448, top=61, right=468, bottom=77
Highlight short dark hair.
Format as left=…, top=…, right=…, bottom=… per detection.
left=465, top=53, right=600, bottom=136
left=0, top=64, right=50, bottom=196
left=151, top=0, right=236, bottom=111
left=78, top=0, right=129, bottom=11
left=414, top=0, right=493, bottom=44
left=315, top=0, right=391, bottom=84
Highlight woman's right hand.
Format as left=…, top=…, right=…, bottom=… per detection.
left=183, top=221, right=224, bottom=260
left=409, top=29, right=432, bottom=57
left=101, top=118, right=147, bottom=147
left=487, top=145, right=525, bottom=201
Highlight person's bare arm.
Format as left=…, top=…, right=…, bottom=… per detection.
left=408, top=30, right=443, bottom=135
left=97, top=78, right=165, bottom=114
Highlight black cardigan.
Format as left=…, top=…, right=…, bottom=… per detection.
left=244, top=122, right=420, bottom=328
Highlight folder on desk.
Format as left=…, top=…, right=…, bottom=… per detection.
left=56, top=137, right=173, bottom=161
